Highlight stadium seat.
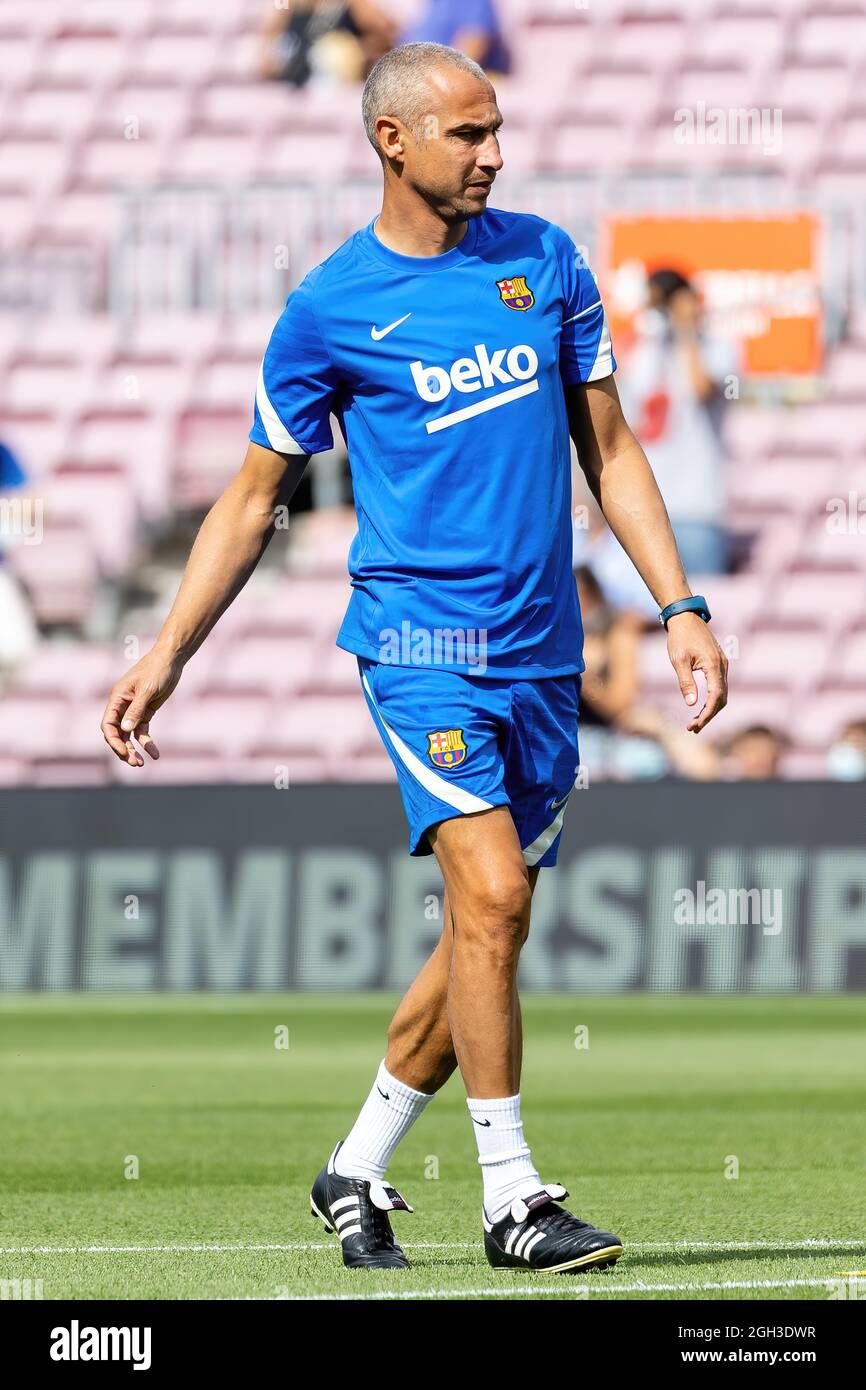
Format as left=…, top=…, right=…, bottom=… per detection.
left=37, top=470, right=139, bottom=577
left=73, top=411, right=173, bottom=522
left=45, top=36, right=128, bottom=85
left=78, top=137, right=166, bottom=189
left=768, top=573, right=866, bottom=632
left=303, top=641, right=363, bottom=696
left=0, top=139, right=68, bottom=196
left=12, top=86, right=97, bottom=136
left=174, top=408, right=253, bottom=508
left=611, top=17, right=687, bottom=66
left=796, top=13, right=866, bottom=63
left=774, top=63, right=851, bottom=120
left=204, top=635, right=321, bottom=697
left=737, top=627, right=829, bottom=691
left=9, top=525, right=99, bottom=626
left=0, top=697, right=64, bottom=758
left=9, top=642, right=117, bottom=700
left=730, top=459, right=840, bottom=519
left=148, top=694, right=271, bottom=757
left=100, top=86, right=191, bottom=142
left=126, top=34, right=221, bottom=84
left=800, top=691, right=866, bottom=747
left=837, top=628, right=866, bottom=685
left=166, top=131, right=256, bottom=184
left=0, top=411, right=68, bottom=475
left=232, top=577, right=352, bottom=640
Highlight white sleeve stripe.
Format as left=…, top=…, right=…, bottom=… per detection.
left=585, top=313, right=614, bottom=382
left=256, top=362, right=309, bottom=455
left=562, top=299, right=602, bottom=326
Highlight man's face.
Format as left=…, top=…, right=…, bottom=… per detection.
left=395, top=68, right=503, bottom=223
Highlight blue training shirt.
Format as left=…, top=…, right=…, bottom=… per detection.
left=249, top=206, right=616, bottom=678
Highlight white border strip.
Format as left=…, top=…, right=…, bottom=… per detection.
left=287, top=1276, right=848, bottom=1300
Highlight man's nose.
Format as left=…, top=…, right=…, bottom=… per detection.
left=479, top=132, right=503, bottom=171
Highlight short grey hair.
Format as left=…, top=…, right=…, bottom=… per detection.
left=362, top=42, right=489, bottom=163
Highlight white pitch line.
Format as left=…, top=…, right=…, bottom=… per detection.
left=635, top=1239, right=866, bottom=1250
left=0, top=1238, right=862, bottom=1254
left=0, top=1243, right=470, bottom=1254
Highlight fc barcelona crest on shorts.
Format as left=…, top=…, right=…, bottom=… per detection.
left=427, top=728, right=468, bottom=769
left=496, top=275, right=535, bottom=311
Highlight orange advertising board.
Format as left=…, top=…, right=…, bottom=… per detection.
left=601, top=214, right=821, bottom=376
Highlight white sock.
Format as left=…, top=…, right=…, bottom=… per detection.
left=468, top=1092, right=543, bottom=1223
left=333, top=1059, right=434, bottom=1182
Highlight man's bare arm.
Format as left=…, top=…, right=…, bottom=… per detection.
left=566, top=374, right=728, bottom=732
left=100, top=442, right=310, bottom=765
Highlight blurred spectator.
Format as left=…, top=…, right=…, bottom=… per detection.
left=616, top=705, right=721, bottom=781
left=617, top=268, right=738, bottom=576
left=574, top=562, right=644, bottom=777
left=576, top=564, right=643, bottom=726
left=0, top=441, right=37, bottom=675
left=260, top=1, right=397, bottom=86
left=724, top=725, right=787, bottom=780
left=576, top=565, right=670, bottom=779
left=575, top=563, right=725, bottom=781
left=572, top=493, right=658, bottom=620
left=827, top=720, right=866, bottom=780
left=399, top=0, right=511, bottom=76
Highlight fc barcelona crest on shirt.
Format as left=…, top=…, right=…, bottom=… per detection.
left=427, top=728, right=468, bottom=769
left=496, top=275, right=535, bottom=311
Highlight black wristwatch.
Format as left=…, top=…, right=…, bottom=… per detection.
left=658, top=595, right=711, bottom=628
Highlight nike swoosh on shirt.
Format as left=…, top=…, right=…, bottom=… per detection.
left=371, top=313, right=411, bottom=340
left=549, top=791, right=572, bottom=810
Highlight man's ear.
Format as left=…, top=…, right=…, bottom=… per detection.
left=376, top=116, right=404, bottom=163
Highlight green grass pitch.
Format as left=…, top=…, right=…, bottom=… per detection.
left=1, top=993, right=864, bottom=1301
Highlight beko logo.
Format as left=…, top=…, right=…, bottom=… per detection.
left=409, top=342, right=540, bottom=433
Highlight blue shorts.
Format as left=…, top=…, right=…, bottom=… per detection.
left=358, top=656, right=582, bottom=867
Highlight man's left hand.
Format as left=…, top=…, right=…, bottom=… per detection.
left=666, top=611, right=728, bottom=732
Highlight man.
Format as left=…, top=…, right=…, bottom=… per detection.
left=617, top=267, right=738, bottom=576
left=101, top=43, right=728, bottom=1275
left=400, top=0, right=511, bottom=76
left=258, top=0, right=397, bottom=87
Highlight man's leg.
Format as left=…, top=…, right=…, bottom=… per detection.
left=334, top=853, right=539, bottom=1180
left=384, top=865, right=539, bottom=1092
left=380, top=886, right=459, bottom=1094
left=331, top=888, right=457, bottom=1179
left=422, top=806, right=547, bottom=1223
left=428, top=806, right=531, bottom=1096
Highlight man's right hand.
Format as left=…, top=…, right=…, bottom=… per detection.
left=100, top=649, right=183, bottom=767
